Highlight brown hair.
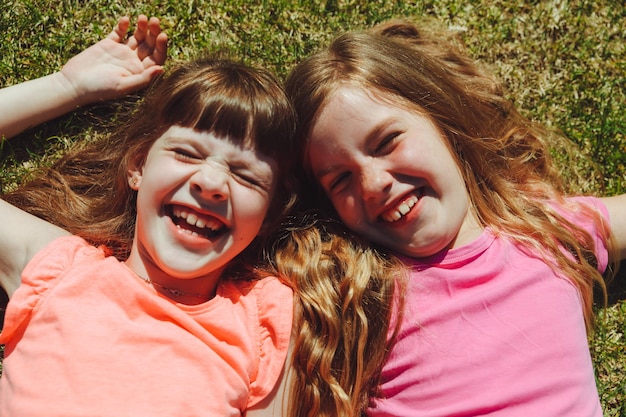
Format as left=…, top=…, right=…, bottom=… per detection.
left=257, top=213, right=403, bottom=416
left=3, top=56, right=297, bottom=263
left=285, top=19, right=616, bottom=330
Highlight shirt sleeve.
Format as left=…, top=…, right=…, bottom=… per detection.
left=0, top=235, right=96, bottom=343
left=246, top=276, right=293, bottom=407
left=566, top=196, right=610, bottom=273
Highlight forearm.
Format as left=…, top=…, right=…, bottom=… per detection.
left=0, top=71, right=84, bottom=140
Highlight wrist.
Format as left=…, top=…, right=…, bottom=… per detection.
left=54, top=69, right=89, bottom=108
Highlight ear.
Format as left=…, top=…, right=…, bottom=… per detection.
left=127, top=157, right=144, bottom=191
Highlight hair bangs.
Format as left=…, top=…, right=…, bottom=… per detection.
left=158, top=80, right=252, bottom=145
left=156, top=59, right=295, bottom=162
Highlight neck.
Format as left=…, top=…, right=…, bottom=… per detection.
left=123, top=251, right=220, bottom=305
left=139, top=275, right=214, bottom=305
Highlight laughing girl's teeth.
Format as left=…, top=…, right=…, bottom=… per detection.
left=186, top=213, right=198, bottom=225
left=172, top=207, right=221, bottom=231
left=185, top=213, right=209, bottom=229
left=381, top=196, right=418, bottom=223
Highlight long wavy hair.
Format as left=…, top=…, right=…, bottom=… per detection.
left=285, top=19, right=617, bottom=331
left=256, top=213, right=403, bottom=417
left=3, top=56, right=297, bottom=264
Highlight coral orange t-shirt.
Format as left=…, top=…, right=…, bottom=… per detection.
left=0, top=235, right=292, bottom=417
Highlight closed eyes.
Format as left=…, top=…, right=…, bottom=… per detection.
left=233, top=170, right=263, bottom=188
left=173, top=149, right=271, bottom=191
left=173, top=148, right=203, bottom=162
left=375, top=132, right=401, bottom=154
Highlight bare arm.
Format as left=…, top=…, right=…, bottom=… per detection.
left=0, top=15, right=168, bottom=140
left=0, top=199, right=69, bottom=297
left=245, top=340, right=294, bottom=417
left=600, top=193, right=626, bottom=260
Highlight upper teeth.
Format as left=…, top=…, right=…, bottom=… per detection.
left=173, top=207, right=221, bottom=231
left=381, top=196, right=418, bottom=223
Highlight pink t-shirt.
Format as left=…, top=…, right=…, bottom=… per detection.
left=369, top=196, right=609, bottom=417
left=0, top=235, right=293, bottom=417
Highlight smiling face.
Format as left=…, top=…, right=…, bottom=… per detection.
left=308, top=86, right=482, bottom=258
left=125, top=125, right=276, bottom=292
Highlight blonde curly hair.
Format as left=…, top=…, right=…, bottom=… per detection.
left=257, top=214, right=403, bottom=416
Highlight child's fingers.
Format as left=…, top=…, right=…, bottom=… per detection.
left=137, top=17, right=166, bottom=64
left=147, top=17, right=162, bottom=40
left=117, top=67, right=164, bottom=93
left=107, top=16, right=130, bottom=43
left=152, top=33, right=168, bottom=66
left=141, top=17, right=160, bottom=52
left=127, top=14, right=149, bottom=50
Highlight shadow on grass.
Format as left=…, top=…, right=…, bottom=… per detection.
left=607, top=259, right=626, bottom=306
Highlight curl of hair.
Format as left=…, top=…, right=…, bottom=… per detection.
left=3, top=56, right=297, bottom=265
left=257, top=214, right=403, bottom=416
left=285, top=19, right=617, bottom=331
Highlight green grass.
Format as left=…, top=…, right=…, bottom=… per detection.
left=1, top=0, right=625, bottom=414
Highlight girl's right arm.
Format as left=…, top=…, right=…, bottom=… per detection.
left=0, top=15, right=167, bottom=140
left=0, top=199, right=69, bottom=297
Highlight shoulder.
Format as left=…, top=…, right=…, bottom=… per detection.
left=568, top=195, right=607, bottom=212
left=222, top=277, right=293, bottom=339
left=0, top=200, right=70, bottom=296
left=18, top=235, right=108, bottom=293
left=559, top=195, right=608, bottom=221
left=25, top=235, right=107, bottom=272
left=556, top=196, right=611, bottom=270
left=224, top=276, right=293, bottom=408
left=545, top=196, right=610, bottom=241
left=0, top=235, right=109, bottom=343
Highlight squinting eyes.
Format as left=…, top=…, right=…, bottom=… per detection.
left=174, top=149, right=269, bottom=191
left=234, top=172, right=263, bottom=188
left=174, top=149, right=202, bottom=162
left=329, top=172, right=350, bottom=191
left=326, top=132, right=401, bottom=192
left=375, top=132, right=400, bottom=153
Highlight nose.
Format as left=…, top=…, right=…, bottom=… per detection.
left=359, top=163, right=392, bottom=201
left=190, top=161, right=230, bottom=201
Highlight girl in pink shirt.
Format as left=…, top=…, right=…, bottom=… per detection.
left=278, top=18, right=626, bottom=417
left=0, top=19, right=295, bottom=416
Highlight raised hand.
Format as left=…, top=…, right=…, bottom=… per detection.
left=0, top=16, right=168, bottom=140
left=60, top=15, right=168, bottom=103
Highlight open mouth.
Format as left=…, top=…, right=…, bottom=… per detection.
left=167, top=205, right=227, bottom=239
left=380, top=190, right=423, bottom=223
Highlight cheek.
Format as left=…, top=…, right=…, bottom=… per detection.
left=141, top=159, right=178, bottom=187
left=331, top=195, right=359, bottom=222
left=238, top=190, right=272, bottom=224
